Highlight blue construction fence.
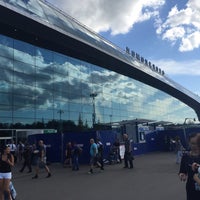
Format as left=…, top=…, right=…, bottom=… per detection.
left=133, top=127, right=200, bottom=155
left=28, top=127, right=200, bottom=164
left=28, top=130, right=117, bottom=164
left=155, top=127, right=200, bottom=151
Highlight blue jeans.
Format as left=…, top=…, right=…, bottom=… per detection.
left=72, top=156, right=79, bottom=170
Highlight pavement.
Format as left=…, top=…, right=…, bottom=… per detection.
left=12, top=152, right=186, bottom=200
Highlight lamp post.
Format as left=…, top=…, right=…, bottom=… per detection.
left=90, top=93, right=97, bottom=128
left=109, top=114, right=112, bottom=125
left=57, top=109, right=64, bottom=133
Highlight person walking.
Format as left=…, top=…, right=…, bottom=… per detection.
left=96, top=138, right=104, bottom=170
left=32, top=140, right=51, bottom=179
left=179, top=133, right=200, bottom=200
left=113, top=138, right=122, bottom=163
left=0, top=145, right=14, bottom=200
left=17, top=141, right=24, bottom=162
left=88, top=138, right=101, bottom=174
left=71, top=142, right=82, bottom=171
left=64, top=142, right=72, bottom=168
left=175, top=136, right=184, bottom=164
left=123, top=133, right=133, bottom=169
left=19, top=143, right=32, bottom=173
left=8, top=140, right=17, bottom=164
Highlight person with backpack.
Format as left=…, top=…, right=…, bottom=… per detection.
left=19, top=143, right=32, bottom=173
left=71, top=142, right=82, bottom=171
left=96, top=138, right=104, bottom=170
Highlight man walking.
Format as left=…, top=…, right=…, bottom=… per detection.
left=123, top=134, right=133, bottom=169
left=88, top=138, right=101, bottom=174
left=32, top=140, right=51, bottom=179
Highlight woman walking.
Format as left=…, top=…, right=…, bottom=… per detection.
left=0, top=145, right=14, bottom=200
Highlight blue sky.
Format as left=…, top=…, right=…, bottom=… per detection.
left=47, top=0, right=200, bottom=95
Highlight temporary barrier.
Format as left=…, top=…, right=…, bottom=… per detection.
left=28, top=133, right=61, bottom=162
left=156, top=127, right=200, bottom=151
left=133, top=131, right=160, bottom=155
left=28, top=130, right=118, bottom=164
left=63, top=130, right=118, bottom=164
left=63, top=131, right=96, bottom=164
left=28, top=127, right=200, bottom=163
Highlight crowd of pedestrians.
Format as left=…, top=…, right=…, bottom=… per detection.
left=0, top=133, right=135, bottom=199
left=4, top=131, right=200, bottom=199
left=0, top=139, right=53, bottom=199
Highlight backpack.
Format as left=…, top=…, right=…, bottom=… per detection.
left=97, top=142, right=103, bottom=153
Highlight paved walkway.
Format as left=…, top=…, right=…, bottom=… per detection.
left=12, top=152, right=186, bottom=200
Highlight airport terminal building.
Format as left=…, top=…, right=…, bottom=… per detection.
left=0, top=0, right=200, bottom=139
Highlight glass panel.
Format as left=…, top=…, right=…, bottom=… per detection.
left=4, top=0, right=49, bottom=23
left=36, top=109, right=54, bottom=120
left=13, top=84, right=35, bottom=96
left=13, top=94, right=35, bottom=107
left=13, top=107, right=35, bottom=118
left=0, top=56, right=13, bottom=71
left=0, top=30, right=198, bottom=129
left=50, top=7, right=75, bottom=35
left=0, top=34, right=13, bottom=58
left=0, top=93, right=12, bottom=106
left=69, top=111, right=80, bottom=122
left=13, top=39, right=35, bottom=65
left=12, top=117, right=35, bottom=125
left=36, top=67, right=54, bottom=90
left=0, top=67, right=13, bottom=83
left=27, top=0, right=48, bottom=20
left=35, top=47, right=53, bottom=64
left=54, top=55, right=69, bottom=75
left=35, top=91, right=53, bottom=109
left=69, top=102, right=82, bottom=112
left=39, top=1, right=67, bottom=31
left=0, top=107, right=12, bottom=117
left=13, top=61, right=35, bottom=86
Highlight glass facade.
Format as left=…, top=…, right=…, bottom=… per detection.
left=0, top=33, right=197, bottom=131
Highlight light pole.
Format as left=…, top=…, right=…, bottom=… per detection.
left=57, top=109, right=64, bottom=133
left=90, top=93, right=97, bottom=128
left=57, top=109, right=64, bottom=163
left=109, top=114, right=112, bottom=125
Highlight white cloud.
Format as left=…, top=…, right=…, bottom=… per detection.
left=152, top=58, right=200, bottom=75
left=180, top=31, right=200, bottom=51
left=157, top=0, right=200, bottom=52
left=162, top=26, right=185, bottom=41
left=47, top=0, right=165, bottom=35
left=46, top=0, right=200, bottom=52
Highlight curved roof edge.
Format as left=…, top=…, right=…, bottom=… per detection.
left=1, top=0, right=200, bottom=120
